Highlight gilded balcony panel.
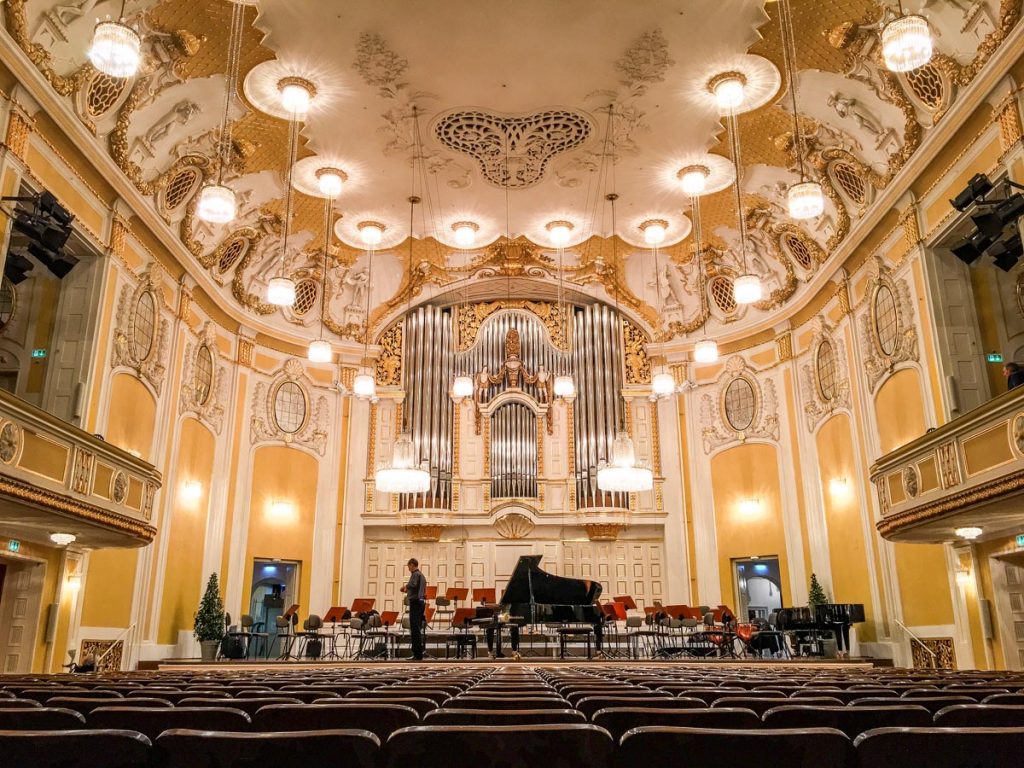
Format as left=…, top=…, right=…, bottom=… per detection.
left=0, top=390, right=160, bottom=547
left=871, top=387, right=1024, bottom=543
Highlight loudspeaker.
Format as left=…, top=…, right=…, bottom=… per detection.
left=45, top=602, right=59, bottom=643
left=980, top=598, right=995, bottom=640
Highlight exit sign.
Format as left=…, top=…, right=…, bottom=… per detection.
left=987, top=352, right=1004, bottom=363
left=31, top=349, right=47, bottom=359
left=7, top=540, right=20, bottom=553
left=1016, top=534, right=1024, bottom=548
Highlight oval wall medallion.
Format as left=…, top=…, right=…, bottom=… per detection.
left=902, top=465, right=919, bottom=499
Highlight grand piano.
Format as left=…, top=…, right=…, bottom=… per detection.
left=498, top=555, right=603, bottom=627
left=776, top=602, right=865, bottom=655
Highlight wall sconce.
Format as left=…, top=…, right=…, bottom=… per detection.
left=269, top=500, right=295, bottom=520
left=66, top=575, right=82, bottom=593
left=955, top=567, right=971, bottom=588
left=828, top=477, right=851, bottom=501
left=181, top=480, right=202, bottom=503
left=738, top=497, right=762, bottom=516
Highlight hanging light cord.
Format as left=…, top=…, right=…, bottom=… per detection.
left=401, top=107, right=421, bottom=434
left=317, top=197, right=334, bottom=344
left=216, top=0, right=245, bottom=186
left=779, top=0, right=807, bottom=183
left=693, top=195, right=710, bottom=338
left=117, top=0, right=127, bottom=22
left=277, top=116, right=299, bottom=278
left=727, top=111, right=749, bottom=275
left=363, top=224, right=375, bottom=366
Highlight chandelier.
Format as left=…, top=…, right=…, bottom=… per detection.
left=307, top=195, right=335, bottom=364
left=87, top=1, right=141, bottom=78
left=598, top=430, right=654, bottom=493
left=882, top=5, right=933, bottom=72
left=375, top=432, right=431, bottom=494
left=725, top=107, right=761, bottom=305
left=197, top=0, right=245, bottom=224
left=549, top=220, right=576, bottom=399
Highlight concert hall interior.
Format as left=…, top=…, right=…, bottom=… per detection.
left=6, top=0, right=1024, bottom=764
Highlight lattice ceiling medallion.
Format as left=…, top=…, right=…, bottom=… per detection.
left=432, top=109, right=594, bottom=189
left=692, top=54, right=781, bottom=116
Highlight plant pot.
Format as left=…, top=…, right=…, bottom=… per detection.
left=199, top=639, right=219, bottom=662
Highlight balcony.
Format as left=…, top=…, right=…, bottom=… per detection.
left=871, top=387, right=1024, bottom=543
left=0, top=390, right=159, bottom=548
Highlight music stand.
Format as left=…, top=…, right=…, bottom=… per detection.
left=472, top=587, right=496, bottom=604
left=323, top=606, right=348, bottom=659
left=277, top=605, right=300, bottom=660
left=614, top=595, right=638, bottom=611
left=351, top=598, right=375, bottom=614
left=445, top=587, right=469, bottom=607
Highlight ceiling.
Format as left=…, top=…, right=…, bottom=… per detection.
left=12, top=0, right=1014, bottom=349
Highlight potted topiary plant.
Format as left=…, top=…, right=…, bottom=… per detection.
left=194, top=572, right=225, bottom=662
left=808, top=572, right=828, bottom=606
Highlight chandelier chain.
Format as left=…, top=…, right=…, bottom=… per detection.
left=727, top=112, right=749, bottom=274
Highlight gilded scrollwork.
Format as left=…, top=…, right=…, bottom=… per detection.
left=699, top=356, right=780, bottom=454
left=802, top=317, right=851, bottom=432
left=858, top=257, right=919, bottom=392
left=111, top=264, right=169, bottom=395
left=179, top=323, right=226, bottom=434
left=250, top=358, right=329, bottom=455
left=457, top=300, right=571, bottom=353
left=622, top=317, right=651, bottom=385
left=375, top=322, right=403, bottom=386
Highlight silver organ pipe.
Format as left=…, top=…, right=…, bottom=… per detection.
left=490, top=402, right=537, bottom=499
left=572, top=303, right=627, bottom=509
left=400, top=305, right=453, bottom=510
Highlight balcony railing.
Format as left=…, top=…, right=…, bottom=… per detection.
left=0, top=389, right=159, bottom=546
left=870, top=386, right=1024, bottom=542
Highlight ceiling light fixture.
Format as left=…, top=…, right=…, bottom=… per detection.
left=955, top=526, right=983, bottom=540
left=551, top=220, right=575, bottom=399
left=307, top=195, right=335, bottom=364
left=690, top=186, right=719, bottom=365
left=358, top=221, right=385, bottom=247
left=49, top=532, right=76, bottom=547
left=640, top=219, right=668, bottom=246
left=882, top=3, right=933, bottom=73
left=316, top=167, right=346, bottom=199
left=546, top=220, right=574, bottom=247
left=87, top=1, right=141, bottom=78
left=677, top=165, right=709, bottom=196
left=278, top=77, right=315, bottom=115
left=196, top=0, right=245, bottom=225
left=725, top=104, right=762, bottom=305
left=651, top=372, right=676, bottom=397
left=710, top=72, right=746, bottom=112
left=452, top=375, right=474, bottom=400
left=694, top=338, right=719, bottom=364
left=267, top=105, right=303, bottom=307
left=778, top=0, right=824, bottom=221
left=452, top=221, right=479, bottom=248
left=352, top=372, right=377, bottom=399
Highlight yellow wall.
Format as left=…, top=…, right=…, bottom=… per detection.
left=816, top=413, right=876, bottom=641
left=241, top=446, right=319, bottom=618
left=157, top=418, right=215, bottom=646
left=710, top=443, right=791, bottom=609
left=874, top=369, right=955, bottom=629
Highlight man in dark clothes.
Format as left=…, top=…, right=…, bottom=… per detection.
left=1004, top=362, right=1024, bottom=391
left=400, top=557, right=427, bottom=660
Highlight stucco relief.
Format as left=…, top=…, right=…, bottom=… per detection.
left=801, top=317, right=851, bottom=432
left=699, top=356, right=779, bottom=454
left=858, top=257, right=919, bottom=392
left=111, top=264, right=170, bottom=395
left=178, top=323, right=226, bottom=434
left=249, top=358, right=329, bottom=455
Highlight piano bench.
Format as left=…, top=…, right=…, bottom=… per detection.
left=557, top=627, right=593, bottom=660
left=445, top=633, right=478, bottom=660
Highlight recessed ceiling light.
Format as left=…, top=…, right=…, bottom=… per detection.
left=546, top=220, right=574, bottom=247
left=278, top=77, right=316, bottom=115
left=452, top=221, right=479, bottom=247
left=358, top=221, right=385, bottom=246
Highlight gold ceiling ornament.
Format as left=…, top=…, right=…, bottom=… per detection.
left=622, top=317, right=652, bottom=385
left=5, top=0, right=93, bottom=96
left=462, top=237, right=555, bottom=279
left=456, top=300, right=570, bottom=353
left=374, top=321, right=403, bottom=387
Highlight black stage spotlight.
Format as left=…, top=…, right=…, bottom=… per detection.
left=951, top=229, right=994, bottom=265
left=951, top=173, right=994, bottom=211
left=972, top=194, right=1024, bottom=237
left=3, top=252, right=33, bottom=284
left=989, top=232, right=1023, bottom=272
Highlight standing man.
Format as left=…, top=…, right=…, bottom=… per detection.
left=1004, top=362, right=1024, bottom=391
left=400, top=558, right=427, bottom=660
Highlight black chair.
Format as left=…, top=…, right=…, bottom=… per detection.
left=616, top=727, right=854, bottom=768
left=47, top=697, right=172, bottom=715
left=0, top=728, right=150, bottom=768
left=793, top=689, right=899, bottom=704
left=128, top=690, right=226, bottom=705
left=593, top=707, right=760, bottom=739
left=383, top=724, right=613, bottom=768
left=0, top=707, right=85, bottom=730
left=933, top=704, right=1024, bottom=728
left=252, top=690, right=339, bottom=704
left=14, top=688, right=88, bottom=704
left=576, top=696, right=704, bottom=721
left=713, top=696, right=842, bottom=716
left=853, top=727, right=1024, bottom=768
left=253, top=703, right=419, bottom=741
left=982, top=693, right=1024, bottom=706
left=423, top=708, right=586, bottom=726
left=349, top=689, right=450, bottom=706
left=177, top=696, right=302, bottom=717
left=154, top=728, right=378, bottom=768
left=764, top=705, right=933, bottom=738
left=88, top=706, right=251, bottom=740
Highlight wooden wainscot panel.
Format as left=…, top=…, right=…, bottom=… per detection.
left=887, top=472, right=907, bottom=506
left=17, top=431, right=69, bottom=482
left=918, top=455, right=940, bottom=494
left=963, top=421, right=1015, bottom=477
left=93, top=463, right=114, bottom=500
left=126, top=477, right=144, bottom=511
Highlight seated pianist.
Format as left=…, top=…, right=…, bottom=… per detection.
left=477, top=598, right=520, bottom=659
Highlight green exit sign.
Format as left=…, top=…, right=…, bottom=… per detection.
left=1017, top=534, right=1024, bottom=548
left=31, top=349, right=47, bottom=359
left=7, top=540, right=20, bottom=553
left=987, top=352, right=1004, bottom=363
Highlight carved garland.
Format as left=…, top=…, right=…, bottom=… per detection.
left=699, top=356, right=780, bottom=455
left=250, top=358, right=329, bottom=455
left=111, top=264, right=169, bottom=395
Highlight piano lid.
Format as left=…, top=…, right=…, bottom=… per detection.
left=499, top=555, right=603, bottom=606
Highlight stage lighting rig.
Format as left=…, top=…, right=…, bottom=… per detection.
left=948, top=176, right=1024, bottom=272
left=3, top=191, right=77, bottom=280
left=950, top=173, right=993, bottom=212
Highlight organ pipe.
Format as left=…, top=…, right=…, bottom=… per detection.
left=490, top=402, right=538, bottom=499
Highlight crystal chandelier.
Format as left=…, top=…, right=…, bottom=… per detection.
left=49, top=532, right=77, bottom=547
left=598, top=430, right=654, bottom=493
left=375, top=432, right=431, bottom=494
left=267, top=277, right=296, bottom=307
left=694, top=338, right=719, bottom=364
left=307, top=339, right=331, bottom=363
left=882, top=6, right=933, bottom=72
left=352, top=371, right=377, bottom=399
left=651, top=372, right=676, bottom=397
left=778, top=0, right=824, bottom=221
left=734, top=274, right=764, bottom=304
left=452, top=375, right=474, bottom=399
left=553, top=375, right=575, bottom=398
left=307, top=195, right=335, bottom=364
left=196, top=0, right=245, bottom=224
left=88, top=1, right=141, bottom=79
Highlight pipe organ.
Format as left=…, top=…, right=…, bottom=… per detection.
left=490, top=401, right=539, bottom=499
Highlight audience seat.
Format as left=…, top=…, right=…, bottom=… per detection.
left=616, top=727, right=854, bottom=768
left=46, top=696, right=171, bottom=715
left=850, top=696, right=975, bottom=714
left=983, top=693, right=1024, bottom=706
left=88, top=706, right=251, bottom=740
left=0, top=728, right=151, bottom=768
left=932, top=704, right=1024, bottom=728
left=328, top=696, right=436, bottom=717
left=253, top=703, right=419, bottom=740
left=575, top=695, right=704, bottom=720
left=177, top=696, right=303, bottom=717
left=448, top=695, right=569, bottom=710
left=383, top=724, right=614, bottom=768
left=593, top=707, right=760, bottom=739
left=0, top=699, right=42, bottom=709
left=712, top=696, right=842, bottom=716
left=763, top=705, right=932, bottom=738
left=154, top=728, right=379, bottom=768
left=423, top=708, right=586, bottom=726
left=125, top=690, right=225, bottom=705
left=0, top=707, right=85, bottom=730
left=853, top=727, right=1024, bottom=768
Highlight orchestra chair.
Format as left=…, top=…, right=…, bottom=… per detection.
left=275, top=612, right=299, bottom=660
left=617, top=727, right=854, bottom=768
left=445, top=608, right=478, bottom=659
left=0, top=729, right=152, bottom=768
left=296, top=614, right=328, bottom=659
left=382, top=724, right=614, bottom=768
left=933, top=704, right=1024, bottom=728
left=154, top=728, right=379, bottom=768
left=764, top=705, right=933, bottom=739
left=852, top=727, right=1024, bottom=768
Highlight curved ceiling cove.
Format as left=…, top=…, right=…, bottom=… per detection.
left=6, top=0, right=1019, bottom=351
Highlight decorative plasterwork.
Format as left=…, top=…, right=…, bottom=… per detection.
left=801, top=317, right=851, bottom=432
left=699, top=356, right=779, bottom=454
left=250, top=358, right=329, bottom=455
left=111, top=264, right=169, bottom=395
left=433, top=108, right=594, bottom=188
left=178, top=323, right=226, bottom=434
left=858, top=257, right=919, bottom=392
left=622, top=317, right=651, bottom=385
left=374, top=321, right=403, bottom=386
left=494, top=511, right=535, bottom=539
left=457, top=300, right=570, bottom=353
left=404, top=524, right=444, bottom=542
left=582, top=522, right=628, bottom=542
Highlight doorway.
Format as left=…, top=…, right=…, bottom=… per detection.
left=732, top=556, right=783, bottom=622
left=248, top=558, right=300, bottom=652
left=0, top=554, right=46, bottom=673
left=990, top=551, right=1024, bottom=670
